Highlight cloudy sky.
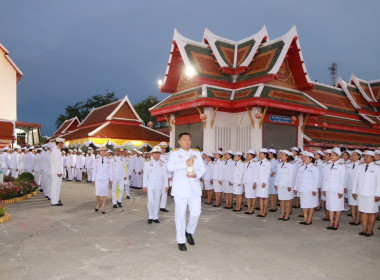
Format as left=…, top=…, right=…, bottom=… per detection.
left=1, top=0, right=379, bottom=135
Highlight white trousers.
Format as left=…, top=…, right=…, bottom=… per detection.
left=50, top=174, right=62, bottom=204
left=34, top=171, right=41, bottom=185
left=76, top=168, right=82, bottom=181
left=147, top=188, right=161, bottom=219
left=135, top=173, right=143, bottom=188
left=124, top=180, right=130, bottom=197
left=112, top=179, right=124, bottom=204
left=160, top=185, right=168, bottom=209
left=86, top=168, right=93, bottom=182
left=11, top=168, right=18, bottom=179
left=67, top=167, right=74, bottom=181
left=174, top=196, right=201, bottom=244
left=62, top=168, right=67, bottom=179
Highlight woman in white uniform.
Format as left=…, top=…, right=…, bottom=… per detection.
left=345, top=150, right=362, bottom=226
left=323, top=147, right=346, bottom=230
left=313, top=150, right=325, bottom=211
left=232, top=152, right=244, bottom=212
left=222, top=151, right=235, bottom=209
left=291, top=147, right=302, bottom=208
left=294, top=152, right=319, bottom=225
left=92, top=146, right=113, bottom=214
left=203, top=153, right=214, bottom=205
left=275, top=150, right=294, bottom=221
left=352, top=150, right=380, bottom=237
left=268, top=149, right=278, bottom=212
left=243, top=150, right=257, bottom=215
left=320, top=149, right=332, bottom=221
left=254, top=149, right=271, bottom=217
left=212, top=151, right=223, bottom=207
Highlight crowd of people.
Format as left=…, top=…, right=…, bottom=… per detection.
left=1, top=137, right=380, bottom=250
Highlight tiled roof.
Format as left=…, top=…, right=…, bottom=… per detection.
left=53, top=117, right=79, bottom=137
left=0, top=120, right=15, bottom=139
left=79, top=101, right=121, bottom=128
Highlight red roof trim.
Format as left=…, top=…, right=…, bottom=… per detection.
left=306, top=120, right=380, bottom=135
left=356, top=109, right=380, bottom=116
left=15, top=121, right=41, bottom=128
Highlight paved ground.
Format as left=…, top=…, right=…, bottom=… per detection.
left=1, top=181, right=379, bottom=280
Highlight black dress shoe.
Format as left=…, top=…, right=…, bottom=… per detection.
left=359, top=231, right=366, bottom=235
left=255, top=207, right=260, bottom=210
left=95, top=208, right=99, bottom=212
left=117, top=202, right=123, bottom=208
left=212, top=204, right=221, bottom=207
left=364, top=233, right=373, bottom=237
left=113, top=205, right=117, bottom=208
left=299, top=221, right=306, bottom=225
left=257, top=214, right=266, bottom=217
left=232, top=209, right=242, bottom=212
left=268, top=208, right=277, bottom=212
left=126, top=196, right=130, bottom=199
left=153, top=219, right=160, bottom=223
left=178, top=243, right=187, bottom=251
left=102, top=211, right=106, bottom=214
left=278, top=217, right=284, bottom=220
left=347, top=213, right=352, bottom=217
left=160, top=208, right=169, bottom=212
left=326, top=226, right=333, bottom=230
left=204, top=202, right=212, bottom=205
left=185, top=232, right=195, bottom=245
left=322, top=218, right=330, bottom=221
left=51, top=203, right=63, bottom=206
left=147, top=219, right=153, bottom=224
left=282, top=217, right=290, bottom=221
left=304, top=222, right=312, bottom=225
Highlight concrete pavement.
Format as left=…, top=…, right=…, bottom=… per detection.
left=1, top=181, right=379, bottom=280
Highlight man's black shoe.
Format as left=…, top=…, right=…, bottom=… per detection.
left=117, top=202, right=123, bottom=208
left=147, top=219, right=153, bottom=224
left=178, top=243, right=187, bottom=251
left=126, top=196, right=130, bottom=199
left=113, top=205, right=117, bottom=208
left=160, top=208, right=169, bottom=212
left=185, top=232, right=195, bottom=245
left=51, top=203, right=63, bottom=206
left=153, top=219, right=160, bottom=223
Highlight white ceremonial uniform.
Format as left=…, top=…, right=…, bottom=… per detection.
left=62, top=155, right=67, bottom=179
left=92, top=156, right=113, bottom=196
left=221, top=158, right=234, bottom=194
left=203, top=161, right=214, bottom=191
left=111, top=155, right=126, bottom=205
left=255, top=158, right=271, bottom=198
left=45, top=149, right=53, bottom=198
left=123, top=156, right=131, bottom=197
left=75, top=154, right=84, bottom=181
left=25, top=152, right=34, bottom=173
left=243, top=159, right=257, bottom=198
left=275, top=162, right=295, bottom=201
left=345, top=160, right=360, bottom=206
left=352, top=162, right=380, bottom=213
left=322, top=161, right=346, bottom=211
left=268, top=158, right=278, bottom=195
left=33, top=153, right=41, bottom=186
left=232, top=160, right=245, bottom=195
left=50, top=146, right=63, bottom=205
left=134, top=156, right=144, bottom=188
left=212, top=158, right=224, bottom=193
left=167, top=148, right=206, bottom=244
left=129, top=154, right=137, bottom=187
left=40, top=150, right=46, bottom=191
left=66, top=154, right=75, bottom=181
left=143, top=158, right=168, bottom=219
left=84, top=154, right=95, bottom=182
left=0, top=151, right=10, bottom=175
left=9, top=151, right=19, bottom=178
left=159, top=153, right=171, bottom=209
left=294, top=163, right=319, bottom=208
left=18, top=152, right=26, bottom=174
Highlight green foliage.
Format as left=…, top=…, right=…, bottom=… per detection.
left=0, top=201, right=7, bottom=217
left=4, top=175, right=15, bottom=183
left=133, top=95, right=164, bottom=128
left=56, top=92, right=119, bottom=128
left=18, top=172, right=35, bottom=182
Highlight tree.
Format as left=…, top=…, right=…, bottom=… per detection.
left=133, top=95, right=164, bottom=128
left=55, top=92, right=118, bottom=128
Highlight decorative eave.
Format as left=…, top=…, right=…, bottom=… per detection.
left=338, top=77, right=360, bottom=109
left=0, top=43, right=23, bottom=82
left=350, top=74, right=375, bottom=102
left=106, top=94, right=143, bottom=123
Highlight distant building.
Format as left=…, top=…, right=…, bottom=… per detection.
left=0, top=43, right=41, bottom=147
left=150, top=26, right=380, bottom=151
left=57, top=95, right=169, bottom=150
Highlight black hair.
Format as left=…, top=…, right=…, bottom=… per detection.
left=218, top=147, right=223, bottom=151
left=264, top=152, right=270, bottom=159
left=195, top=146, right=200, bottom=150
left=229, top=153, right=234, bottom=160
left=311, top=157, right=316, bottom=164
left=284, top=154, right=293, bottom=163
left=270, top=152, right=277, bottom=159
left=209, top=156, right=214, bottom=162
left=178, top=132, right=191, bottom=140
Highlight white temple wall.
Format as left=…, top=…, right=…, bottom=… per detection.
left=0, top=54, right=17, bottom=120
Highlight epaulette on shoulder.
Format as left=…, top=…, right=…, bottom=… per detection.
left=192, top=148, right=200, bottom=152
left=159, top=159, right=165, bottom=163
left=146, top=159, right=151, bottom=162
left=290, top=161, right=294, bottom=164
left=338, top=163, right=343, bottom=165
left=313, top=164, right=318, bottom=167
left=359, top=162, right=364, bottom=165
left=171, top=148, right=179, bottom=152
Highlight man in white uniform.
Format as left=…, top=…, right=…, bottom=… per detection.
left=75, top=150, right=85, bottom=182
left=34, top=148, right=42, bottom=187
left=18, top=147, right=26, bottom=175
left=122, top=149, right=131, bottom=199
left=66, top=149, right=75, bottom=181
left=25, top=147, right=35, bottom=174
left=61, top=151, right=67, bottom=180
left=111, top=147, right=126, bottom=208
left=167, top=132, right=206, bottom=251
left=143, top=145, right=169, bottom=224
left=158, top=141, right=171, bottom=212
left=84, top=148, right=95, bottom=182
left=50, top=138, right=64, bottom=206
left=134, top=151, right=144, bottom=188
left=9, top=146, right=19, bottom=178
left=0, top=148, right=10, bottom=175
left=129, top=149, right=138, bottom=187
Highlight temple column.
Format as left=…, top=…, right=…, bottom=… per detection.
left=203, top=107, right=215, bottom=153
left=169, top=114, right=176, bottom=149
left=251, top=107, right=263, bottom=152
left=297, top=113, right=304, bottom=149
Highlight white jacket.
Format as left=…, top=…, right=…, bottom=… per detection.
left=352, top=162, right=380, bottom=197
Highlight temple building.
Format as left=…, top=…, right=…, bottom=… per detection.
left=0, top=43, right=41, bottom=147
left=57, top=95, right=169, bottom=149
left=150, top=26, right=380, bottom=152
